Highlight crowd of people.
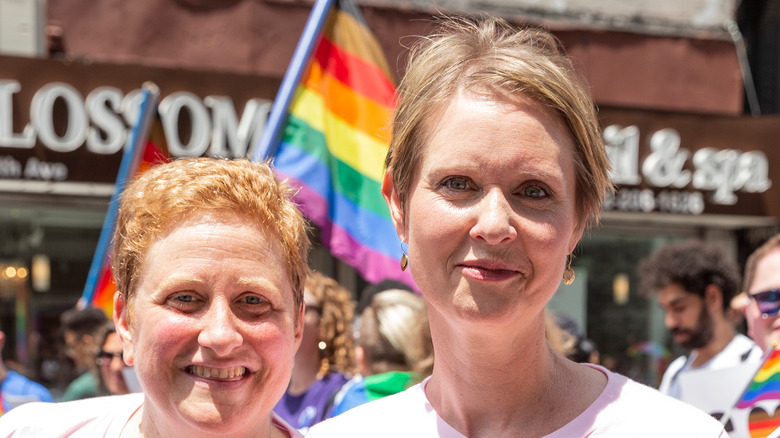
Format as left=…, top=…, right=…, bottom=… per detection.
left=0, top=13, right=779, bottom=438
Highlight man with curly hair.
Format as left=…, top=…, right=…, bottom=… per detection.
left=639, top=240, right=762, bottom=399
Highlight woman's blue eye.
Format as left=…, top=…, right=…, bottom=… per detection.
left=445, top=177, right=469, bottom=190
left=244, top=295, right=262, bottom=305
left=523, top=185, right=547, bottom=198
left=176, top=295, right=195, bottom=303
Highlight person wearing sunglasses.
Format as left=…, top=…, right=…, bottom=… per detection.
left=744, top=235, right=780, bottom=352
left=94, top=323, right=139, bottom=396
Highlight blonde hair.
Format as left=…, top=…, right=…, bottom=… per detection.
left=360, top=289, right=434, bottom=378
left=743, top=234, right=780, bottom=292
left=307, top=271, right=357, bottom=376
left=386, top=16, right=613, bottom=228
left=112, top=158, right=310, bottom=320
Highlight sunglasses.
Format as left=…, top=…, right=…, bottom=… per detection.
left=96, top=350, right=124, bottom=366
left=749, top=289, right=780, bottom=319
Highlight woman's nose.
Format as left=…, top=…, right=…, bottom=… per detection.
left=469, top=188, right=518, bottom=245
left=198, top=299, right=243, bottom=356
left=109, top=356, right=126, bottom=371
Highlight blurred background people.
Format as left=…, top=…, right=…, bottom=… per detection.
left=356, top=279, right=414, bottom=316
left=274, top=271, right=356, bottom=431
left=638, top=240, right=761, bottom=399
left=332, top=289, right=433, bottom=415
left=0, top=158, right=308, bottom=437
left=549, top=311, right=600, bottom=364
left=743, top=235, right=780, bottom=352
left=94, top=323, right=132, bottom=396
left=0, top=321, right=53, bottom=413
left=59, top=306, right=108, bottom=401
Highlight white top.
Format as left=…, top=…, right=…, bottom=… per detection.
left=0, top=393, right=303, bottom=438
left=308, top=364, right=727, bottom=437
left=659, top=333, right=762, bottom=399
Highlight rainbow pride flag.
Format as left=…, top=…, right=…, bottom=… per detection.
left=81, top=84, right=167, bottom=317
left=735, top=347, right=780, bottom=437
left=266, top=0, right=414, bottom=286
left=86, top=113, right=169, bottom=318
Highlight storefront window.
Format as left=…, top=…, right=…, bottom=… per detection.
left=0, top=202, right=103, bottom=396
left=549, top=227, right=698, bottom=387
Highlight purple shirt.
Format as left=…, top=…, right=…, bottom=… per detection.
left=274, top=372, right=349, bottom=431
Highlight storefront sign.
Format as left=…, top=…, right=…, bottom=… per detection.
left=604, top=124, right=771, bottom=213
left=0, top=80, right=271, bottom=159
left=599, top=108, right=779, bottom=219
left=0, top=55, right=280, bottom=184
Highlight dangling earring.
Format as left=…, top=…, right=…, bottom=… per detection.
left=562, top=254, right=575, bottom=285
left=400, top=243, right=409, bottom=271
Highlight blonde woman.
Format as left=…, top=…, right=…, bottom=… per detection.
left=309, top=16, right=726, bottom=437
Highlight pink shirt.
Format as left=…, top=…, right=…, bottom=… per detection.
left=309, top=364, right=727, bottom=437
left=0, top=393, right=303, bottom=437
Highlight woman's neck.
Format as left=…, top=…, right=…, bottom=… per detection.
left=287, top=354, right=322, bottom=395
left=427, top=308, right=552, bottom=396
left=423, top=308, right=605, bottom=437
left=0, top=363, right=8, bottom=382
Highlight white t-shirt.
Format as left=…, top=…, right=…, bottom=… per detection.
left=308, top=364, right=727, bottom=438
left=659, top=333, right=762, bottom=399
left=0, top=393, right=303, bottom=438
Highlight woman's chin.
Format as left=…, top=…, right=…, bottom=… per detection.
left=449, top=293, right=522, bottom=323
left=175, top=400, right=255, bottom=434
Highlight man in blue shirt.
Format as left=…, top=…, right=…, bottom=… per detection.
left=0, top=323, right=53, bottom=414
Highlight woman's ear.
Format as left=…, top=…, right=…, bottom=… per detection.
left=113, top=291, right=135, bottom=366
left=294, top=302, right=305, bottom=349
left=381, top=169, right=407, bottom=242
left=567, top=218, right=586, bottom=255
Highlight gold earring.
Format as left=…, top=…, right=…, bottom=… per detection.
left=400, top=244, right=409, bottom=271
left=562, top=254, right=575, bottom=285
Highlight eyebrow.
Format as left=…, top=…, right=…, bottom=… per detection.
left=232, top=278, right=282, bottom=293
left=660, top=296, right=687, bottom=309
left=155, top=276, right=281, bottom=295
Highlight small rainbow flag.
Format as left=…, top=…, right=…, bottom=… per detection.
left=89, top=116, right=169, bottom=318
left=264, top=0, right=414, bottom=286
left=735, top=347, right=780, bottom=437
left=81, top=84, right=168, bottom=318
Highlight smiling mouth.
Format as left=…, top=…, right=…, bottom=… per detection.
left=186, top=365, right=247, bottom=380
left=458, top=262, right=520, bottom=281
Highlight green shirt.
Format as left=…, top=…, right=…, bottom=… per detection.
left=61, top=371, right=101, bottom=401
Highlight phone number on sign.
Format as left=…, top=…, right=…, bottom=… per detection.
left=603, top=189, right=705, bottom=215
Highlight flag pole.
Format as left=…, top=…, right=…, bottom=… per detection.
left=250, top=0, right=336, bottom=162
left=79, top=82, right=161, bottom=307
